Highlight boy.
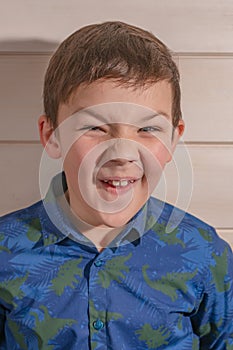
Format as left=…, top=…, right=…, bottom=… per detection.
left=0, top=21, right=232, bottom=349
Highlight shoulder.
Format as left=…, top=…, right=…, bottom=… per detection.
left=0, top=200, right=43, bottom=226
left=0, top=201, right=44, bottom=249
left=147, top=196, right=214, bottom=232
left=145, top=197, right=233, bottom=284
left=146, top=197, right=229, bottom=250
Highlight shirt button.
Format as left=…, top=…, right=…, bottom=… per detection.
left=93, top=319, right=104, bottom=330
left=94, top=259, right=103, bottom=267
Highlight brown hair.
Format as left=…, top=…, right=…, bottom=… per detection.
left=43, top=21, right=181, bottom=126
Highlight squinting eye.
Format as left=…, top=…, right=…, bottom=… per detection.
left=89, top=126, right=102, bottom=131
left=139, top=126, right=161, bottom=132
left=80, top=126, right=105, bottom=132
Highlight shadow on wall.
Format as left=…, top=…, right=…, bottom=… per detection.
left=0, top=39, right=59, bottom=52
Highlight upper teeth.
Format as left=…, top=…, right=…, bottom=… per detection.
left=103, top=179, right=135, bottom=187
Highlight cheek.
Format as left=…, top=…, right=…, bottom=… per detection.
left=150, top=142, right=172, bottom=167
left=63, top=141, right=89, bottom=172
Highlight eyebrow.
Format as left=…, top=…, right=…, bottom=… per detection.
left=72, top=107, right=105, bottom=121
left=72, top=106, right=170, bottom=122
left=142, top=111, right=170, bottom=120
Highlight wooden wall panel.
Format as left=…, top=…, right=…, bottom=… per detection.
left=179, top=56, right=233, bottom=142
left=0, top=54, right=49, bottom=141
left=153, top=144, right=233, bottom=229
left=0, top=1, right=233, bottom=53
left=218, top=230, right=233, bottom=249
left=0, top=144, right=42, bottom=215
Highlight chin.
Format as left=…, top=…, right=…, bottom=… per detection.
left=97, top=204, right=141, bottom=228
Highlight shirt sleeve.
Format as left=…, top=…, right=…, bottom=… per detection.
left=191, top=228, right=233, bottom=349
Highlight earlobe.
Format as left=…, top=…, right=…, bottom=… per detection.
left=171, top=119, right=185, bottom=153
left=38, top=115, right=61, bottom=159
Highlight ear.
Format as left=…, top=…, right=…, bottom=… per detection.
left=171, top=119, right=185, bottom=153
left=38, top=115, right=61, bottom=159
left=165, top=119, right=185, bottom=163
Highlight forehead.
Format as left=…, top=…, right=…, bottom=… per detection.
left=57, top=79, right=173, bottom=124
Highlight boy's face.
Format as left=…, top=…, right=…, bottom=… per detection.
left=39, top=80, right=184, bottom=228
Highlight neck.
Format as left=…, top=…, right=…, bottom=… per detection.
left=61, top=191, right=125, bottom=251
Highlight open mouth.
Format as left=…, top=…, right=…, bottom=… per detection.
left=102, top=179, right=136, bottom=187
left=98, top=177, right=140, bottom=192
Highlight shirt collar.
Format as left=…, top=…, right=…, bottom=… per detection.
left=40, top=172, right=148, bottom=249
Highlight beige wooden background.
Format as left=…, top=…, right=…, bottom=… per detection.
left=0, top=52, right=232, bottom=246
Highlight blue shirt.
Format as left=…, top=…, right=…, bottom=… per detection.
left=0, top=173, right=233, bottom=349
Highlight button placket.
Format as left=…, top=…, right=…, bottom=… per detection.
left=89, top=252, right=111, bottom=347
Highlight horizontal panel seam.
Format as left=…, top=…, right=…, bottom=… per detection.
left=182, top=141, right=233, bottom=146
left=216, top=228, right=233, bottom=231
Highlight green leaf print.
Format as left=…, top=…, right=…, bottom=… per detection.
left=192, top=337, right=199, bottom=349
left=142, top=265, right=197, bottom=301
left=0, top=273, right=29, bottom=306
left=198, top=228, right=213, bottom=242
left=98, top=253, right=132, bottom=288
left=177, top=314, right=183, bottom=330
left=150, top=220, right=185, bottom=248
left=0, top=245, right=11, bottom=253
left=92, top=341, right=98, bottom=350
left=50, top=257, right=83, bottom=296
left=210, top=248, right=230, bottom=293
left=226, top=340, right=233, bottom=350
left=199, top=322, right=211, bottom=337
left=30, top=305, right=77, bottom=349
left=136, top=324, right=171, bottom=349
left=0, top=233, right=11, bottom=253
left=26, top=218, right=42, bottom=242
left=201, top=317, right=222, bottom=337
left=8, top=319, right=28, bottom=350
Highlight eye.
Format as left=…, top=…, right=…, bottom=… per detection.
left=88, top=126, right=103, bottom=131
left=80, top=125, right=106, bottom=133
left=138, top=126, right=161, bottom=133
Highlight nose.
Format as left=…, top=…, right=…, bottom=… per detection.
left=106, top=157, right=135, bottom=166
left=101, top=138, right=140, bottom=165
